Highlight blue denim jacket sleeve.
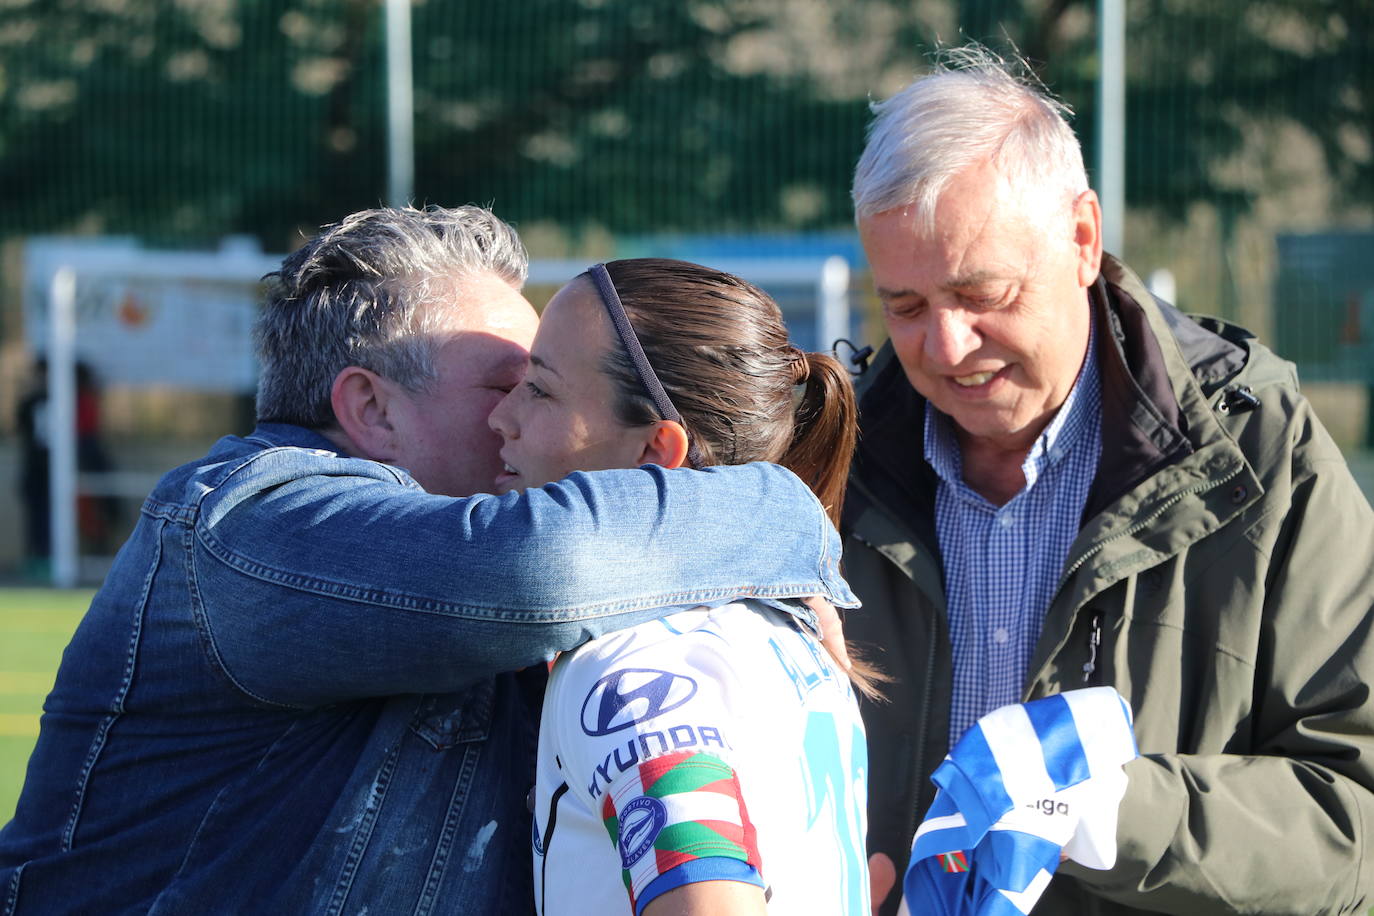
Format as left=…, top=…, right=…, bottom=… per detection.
left=191, top=439, right=856, bottom=707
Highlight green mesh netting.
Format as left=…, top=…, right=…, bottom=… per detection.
left=0, top=0, right=1370, bottom=366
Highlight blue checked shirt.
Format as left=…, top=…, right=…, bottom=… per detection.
left=926, top=318, right=1102, bottom=746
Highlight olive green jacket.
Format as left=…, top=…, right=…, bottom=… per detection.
left=843, top=256, right=1374, bottom=915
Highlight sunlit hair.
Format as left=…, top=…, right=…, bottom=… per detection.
left=254, top=204, right=528, bottom=429
left=852, top=44, right=1088, bottom=231
left=591, top=258, right=884, bottom=698
left=595, top=258, right=855, bottom=527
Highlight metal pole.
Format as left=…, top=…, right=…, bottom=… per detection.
left=1366, top=384, right=1374, bottom=451
left=1096, top=0, right=1126, bottom=256
left=385, top=0, right=414, bottom=208
left=48, top=267, right=78, bottom=589
left=818, top=256, right=851, bottom=354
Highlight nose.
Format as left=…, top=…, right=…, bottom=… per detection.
left=924, top=307, right=980, bottom=368
left=488, top=389, right=518, bottom=439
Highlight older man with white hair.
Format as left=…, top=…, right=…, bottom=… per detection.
left=843, top=47, right=1374, bottom=915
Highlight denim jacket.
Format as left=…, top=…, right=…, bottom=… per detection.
left=0, top=423, right=855, bottom=915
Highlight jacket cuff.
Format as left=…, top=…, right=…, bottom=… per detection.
left=1059, top=755, right=1183, bottom=894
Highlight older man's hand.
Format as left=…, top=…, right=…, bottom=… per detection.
left=869, top=852, right=896, bottom=913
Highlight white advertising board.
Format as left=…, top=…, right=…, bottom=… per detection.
left=24, top=237, right=281, bottom=393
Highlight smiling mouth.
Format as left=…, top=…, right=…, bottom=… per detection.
left=953, top=370, right=997, bottom=387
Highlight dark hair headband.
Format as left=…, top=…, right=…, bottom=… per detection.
left=587, top=263, right=704, bottom=468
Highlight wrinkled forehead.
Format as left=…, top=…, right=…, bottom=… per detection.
left=869, top=174, right=1064, bottom=258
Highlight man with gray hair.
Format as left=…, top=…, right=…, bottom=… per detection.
left=0, top=205, right=858, bottom=914
left=842, top=47, right=1374, bottom=914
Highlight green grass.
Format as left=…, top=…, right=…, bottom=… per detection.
left=0, top=588, right=91, bottom=823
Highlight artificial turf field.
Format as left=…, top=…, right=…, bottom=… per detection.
left=0, top=588, right=90, bottom=822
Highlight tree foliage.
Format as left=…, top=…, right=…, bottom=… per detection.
left=0, top=0, right=1366, bottom=249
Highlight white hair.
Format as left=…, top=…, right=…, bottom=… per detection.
left=852, top=45, right=1089, bottom=231
left=254, top=204, right=528, bottom=429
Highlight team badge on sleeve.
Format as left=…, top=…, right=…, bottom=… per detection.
left=601, top=751, right=763, bottom=911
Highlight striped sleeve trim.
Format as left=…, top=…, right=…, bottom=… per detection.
left=601, top=751, right=762, bottom=912
left=633, top=858, right=764, bottom=916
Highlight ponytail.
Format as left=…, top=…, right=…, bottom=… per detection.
left=781, top=351, right=857, bottom=530
left=781, top=350, right=887, bottom=701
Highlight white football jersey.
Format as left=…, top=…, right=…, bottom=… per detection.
left=532, top=600, right=870, bottom=915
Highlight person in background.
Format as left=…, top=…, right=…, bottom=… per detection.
left=0, top=206, right=856, bottom=915
left=14, top=356, right=51, bottom=578
left=843, top=45, right=1374, bottom=915
left=490, top=259, right=874, bottom=915
left=14, top=357, right=118, bottom=579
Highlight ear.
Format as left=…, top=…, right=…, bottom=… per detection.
left=636, top=420, right=691, bottom=470
left=1071, top=189, right=1104, bottom=289
left=330, top=366, right=399, bottom=462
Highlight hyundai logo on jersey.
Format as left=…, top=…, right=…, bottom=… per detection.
left=581, top=668, right=698, bottom=736
left=617, top=795, right=668, bottom=867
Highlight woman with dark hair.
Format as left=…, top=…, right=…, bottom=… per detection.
left=489, top=258, right=875, bottom=915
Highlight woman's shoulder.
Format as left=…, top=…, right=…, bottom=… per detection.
left=554, top=600, right=802, bottom=674
left=551, top=602, right=736, bottom=687
left=548, top=599, right=842, bottom=727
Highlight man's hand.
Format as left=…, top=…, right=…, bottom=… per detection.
left=802, top=595, right=852, bottom=672
left=869, top=852, right=896, bottom=914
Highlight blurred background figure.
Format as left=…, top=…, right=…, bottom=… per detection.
left=13, top=357, right=117, bottom=581
left=14, top=357, right=50, bottom=581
